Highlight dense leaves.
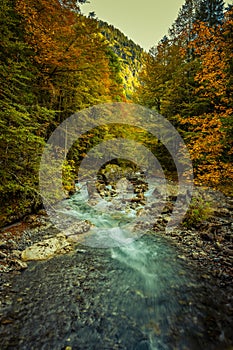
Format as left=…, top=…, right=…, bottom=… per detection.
left=0, top=0, right=126, bottom=226
left=135, top=1, right=233, bottom=192
left=0, top=0, right=46, bottom=224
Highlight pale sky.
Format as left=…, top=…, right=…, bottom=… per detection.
left=81, top=0, right=232, bottom=51
left=81, top=0, right=190, bottom=51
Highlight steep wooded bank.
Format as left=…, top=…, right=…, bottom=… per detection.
left=135, top=0, right=233, bottom=192
left=0, top=0, right=140, bottom=226
left=98, top=21, right=144, bottom=99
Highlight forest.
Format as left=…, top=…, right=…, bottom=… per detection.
left=0, top=1, right=233, bottom=349
left=136, top=0, right=233, bottom=193
left=0, top=0, right=232, bottom=225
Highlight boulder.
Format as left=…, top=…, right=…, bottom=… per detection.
left=21, top=234, right=73, bottom=261
left=64, top=221, right=92, bottom=236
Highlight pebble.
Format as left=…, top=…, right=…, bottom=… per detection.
left=178, top=255, right=187, bottom=260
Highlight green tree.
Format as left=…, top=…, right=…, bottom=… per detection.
left=196, top=0, right=224, bottom=26
left=0, top=0, right=48, bottom=224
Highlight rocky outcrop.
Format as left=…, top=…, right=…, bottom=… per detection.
left=21, top=234, right=73, bottom=261
left=0, top=218, right=92, bottom=267
left=20, top=220, right=92, bottom=261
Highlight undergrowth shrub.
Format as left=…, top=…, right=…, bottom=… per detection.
left=182, top=194, right=213, bottom=228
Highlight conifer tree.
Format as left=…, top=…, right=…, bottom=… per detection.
left=0, top=0, right=47, bottom=224
left=196, top=0, right=224, bottom=26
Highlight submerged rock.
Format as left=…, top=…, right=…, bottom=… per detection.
left=64, top=220, right=92, bottom=236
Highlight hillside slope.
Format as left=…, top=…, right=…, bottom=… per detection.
left=98, top=20, right=144, bottom=99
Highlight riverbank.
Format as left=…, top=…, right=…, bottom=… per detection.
left=0, top=185, right=232, bottom=281
left=154, top=187, right=233, bottom=289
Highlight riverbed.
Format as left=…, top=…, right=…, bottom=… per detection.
left=0, top=180, right=232, bottom=349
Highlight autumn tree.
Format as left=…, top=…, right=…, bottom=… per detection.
left=179, top=8, right=233, bottom=189
left=135, top=2, right=232, bottom=191
left=0, top=0, right=127, bottom=225
left=15, top=0, right=124, bottom=120
left=136, top=37, right=183, bottom=112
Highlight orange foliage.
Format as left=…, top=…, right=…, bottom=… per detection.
left=15, top=0, right=121, bottom=106
left=181, top=12, right=233, bottom=187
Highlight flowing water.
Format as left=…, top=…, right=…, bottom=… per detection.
left=0, top=184, right=229, bottom=349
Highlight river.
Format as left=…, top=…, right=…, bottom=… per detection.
left=0, top=182, right=230, bottom=349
